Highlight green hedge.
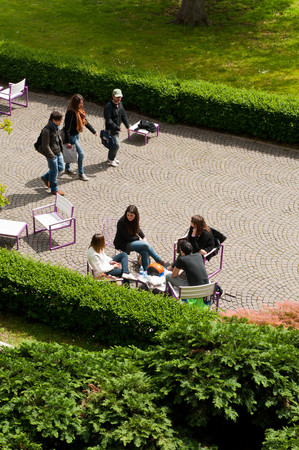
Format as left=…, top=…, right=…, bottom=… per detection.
left=0, top=318, right=298, bottom=449
left=0, top=41, right=298, bottom=143
left=0, top=248, right=212, bottom=346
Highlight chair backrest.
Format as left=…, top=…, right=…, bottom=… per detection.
left=179, top=282, right=216, bottom=300
left=87, top=260, right=95, bottom=278
left=101, top=218, right=118, bottom=248
left=55, top=194, right=74, bottom=217
left=9, top=79, right=26, bottom=96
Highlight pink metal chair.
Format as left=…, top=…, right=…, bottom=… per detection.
left=167, top=280, right=221, bottom=311
left=32, top=194, right=76, bottom=250
left=0, top=79, right=29, bottom=116
left=86, top=260, right=124, bottom=285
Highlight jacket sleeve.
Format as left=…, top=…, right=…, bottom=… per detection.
left=41, top=128, right=55, bottom=159
left=64, top=110, right=74, bottom=144
left=138, top=228, right=145, bottom=239
left=85, top=119, right=96, bottom=134
left=104, top=103, right=120, bottom=132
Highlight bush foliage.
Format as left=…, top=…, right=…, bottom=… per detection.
left=0, top=41, right=298, bottom=143
left=0, top=317, right=298, bottom=449
left=0, top=248, right=211, bottom=347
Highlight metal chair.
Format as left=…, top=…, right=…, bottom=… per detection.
left=86, top=260, right=124, bottom=285
left=167, top=280, right=220, bottom=310
left=32, top=194, right=76, bottom=250
left=0, top=79, right=29, bottom=116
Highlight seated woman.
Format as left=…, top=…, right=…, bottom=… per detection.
left=88, top=233, right=136, bottom=281
left=113, top=205, right=165, bottom=271
left=187, top=215, right=215, bottom=256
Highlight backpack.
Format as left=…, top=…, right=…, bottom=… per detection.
left=34, top=124, right=51, bottom=151
left=100, top=130, right=117, bottom=152
left=137, top=120, right=156, bottom=133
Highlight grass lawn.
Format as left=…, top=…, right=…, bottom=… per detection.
left=0, top=311, right=103, bottom=351
left=0, top=0, right=298, bottom=97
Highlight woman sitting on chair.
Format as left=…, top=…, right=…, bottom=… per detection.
left=113, top=205, right=165, bottom=271
left=187, top=215, right=215, bottom=256
left=88, top=234, right=136, bottom=281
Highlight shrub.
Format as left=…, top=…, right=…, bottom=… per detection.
left=0, top=41, right=298, bottom=143
left=145, top=320, right=299, bottom=449
left=0, top=341, right=214, bottom=449
left=0, top=248, right=213, bottom=347
left=221, top=300, right=299, bottom=329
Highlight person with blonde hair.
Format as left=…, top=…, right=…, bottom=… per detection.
left=88, top=233, right=136, bottom=281
left=64, top=93, right=98, bottom=181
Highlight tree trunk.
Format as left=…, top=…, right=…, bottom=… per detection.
left=176, top=0, right=209, bottom=27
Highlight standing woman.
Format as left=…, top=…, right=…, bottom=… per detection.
left=114, top=205, right=165, bottom=271
left=64, top=94, right=98, bottom=181
left=187, top=215, right=215, bottom=255
left=88, top=234, right=136, bottom=281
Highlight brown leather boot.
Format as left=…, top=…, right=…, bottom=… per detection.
left=51, top=190, right=65, bottom=196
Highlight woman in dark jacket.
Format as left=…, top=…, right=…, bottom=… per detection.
left=113, top=205, right=165, bottom=271
left=187, top=215, right=215, bottom=256
left=64, top=93, right=98, bottom=181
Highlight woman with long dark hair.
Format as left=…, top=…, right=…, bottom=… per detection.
left=187, top=215, right=215, bottom=255
left=113, top=205, right=165, bottom=271
left=64, top=93, right=98, bottom=181
left=88, top=233, right=136, bottom=280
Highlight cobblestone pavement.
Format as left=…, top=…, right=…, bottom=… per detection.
left=0, top=91, right=298, bottom=311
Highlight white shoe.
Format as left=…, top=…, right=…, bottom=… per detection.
left=114, top=158, right=120, bottom=164
left=79, top=174, right=89, bottom=181
left=122, top=272, right=137, bottom=281
left=108, top=159, right=117, bottom=167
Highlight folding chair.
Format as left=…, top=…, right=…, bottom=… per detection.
left=167, top=281, right=220, bottom=311
left=32, top=194, right=76, bottom=250
left=86, top=260, right=124, bottom=285
left=0, top=79, right=29, bottom=116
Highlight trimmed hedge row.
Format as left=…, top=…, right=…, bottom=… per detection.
left=0, top=41, right=298, bottom=143
left=0, top=248, right=213, bottom=346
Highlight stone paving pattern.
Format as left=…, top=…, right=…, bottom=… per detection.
left=0, top=91, right=298, bottom=311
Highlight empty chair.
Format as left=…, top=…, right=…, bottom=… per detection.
left=167, top=280, right=220, bottom=310
left=0, top=79, right=29, bottom=116
left=32, top=194, right=76, bottom=250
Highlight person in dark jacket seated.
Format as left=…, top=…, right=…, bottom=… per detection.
left=113, top=205, right=165, bottom=271
left=187, top=214, right=215, bottom=256
left=166, top=240, right=209, bottom=291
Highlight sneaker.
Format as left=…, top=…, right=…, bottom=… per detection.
left=41, top=177, right=49, bottom=188
left=51, top=189, right=65, bottom=196
left=79, top=174, right=89, bottom=181
left=65, top=169, right=76, bottom=175
left=108, top=159, right=118, bottom=167
left=114, top=158, right=120, bottom=164
left=122, top=272, right=137, bottom=281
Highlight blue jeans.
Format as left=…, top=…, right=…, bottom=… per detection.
left=106, top=252, right=129, bottom=277
left=65, top=134, right=84, bottom=175
left=108, top=134, right=120, bottom=161
left=129, top=240, right=161, bottom=271
left=42, top=154, right=64, bottom=193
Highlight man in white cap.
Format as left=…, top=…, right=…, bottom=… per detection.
left=103, top=88, right=130, bottom=167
